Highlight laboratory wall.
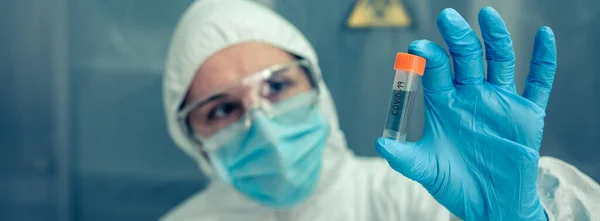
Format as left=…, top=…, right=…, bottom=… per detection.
left=278, top=0, right=600, bottom=181
left=68, top=0, right=204, bottom=220
left=1, top=1, right=69, bottom=220
left=1, top=0, right=598, bottom=220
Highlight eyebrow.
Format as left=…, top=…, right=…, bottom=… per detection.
left=195, top=93, right=228, bottom=108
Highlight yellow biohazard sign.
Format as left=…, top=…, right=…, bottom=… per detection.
left=347, top=0, right=411, bottom=28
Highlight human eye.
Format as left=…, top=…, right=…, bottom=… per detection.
left=207, top=101, right=243, bottom=122
left=266, top=79, right=292, bottom=96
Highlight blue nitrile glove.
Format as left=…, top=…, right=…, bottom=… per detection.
left=375, top=7, right=556, bottom=221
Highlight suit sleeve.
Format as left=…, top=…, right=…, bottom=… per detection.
left=537, top=156, right=600, bottom=221
left=360, top=157, right=457, bottom=221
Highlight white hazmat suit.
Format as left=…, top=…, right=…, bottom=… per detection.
left=161, top=0, right=600, bottom=220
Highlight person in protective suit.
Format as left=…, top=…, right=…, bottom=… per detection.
left=161, top=0, right=600, bottom=220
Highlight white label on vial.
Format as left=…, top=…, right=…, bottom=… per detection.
left=393, top=73, right=418, bottom=92
left=384, top=72, right=419, bottom=139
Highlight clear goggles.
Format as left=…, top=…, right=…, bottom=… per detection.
left=177, top=59, right=320, bottom=142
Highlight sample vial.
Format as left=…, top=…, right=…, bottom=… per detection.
left=382, top=53, right=426, bottom=142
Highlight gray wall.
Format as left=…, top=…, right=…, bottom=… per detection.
left=1, top=1, right=69, bottom=220
left=69, top=0, right=205, bottom=220
left=1, top=0, right=598, bottom=220
left=280, top=0, right=600, bottom=180
left=522, top=0, right=600, bottom=180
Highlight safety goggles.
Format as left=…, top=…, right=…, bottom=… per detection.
left=177, top=59, right=319, bottom=140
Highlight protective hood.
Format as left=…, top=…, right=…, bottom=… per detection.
left=163, top=0, right=352, bottom=184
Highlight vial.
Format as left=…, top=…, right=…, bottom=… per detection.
left=382, top=53, right=426, bottom=142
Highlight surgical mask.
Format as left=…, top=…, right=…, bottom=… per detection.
left=176, top=59, right=330, bottom=208
left=204, top=91, right=330, bottom=208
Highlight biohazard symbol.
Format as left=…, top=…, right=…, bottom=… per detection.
left=347, top=0, right=411, bottom=28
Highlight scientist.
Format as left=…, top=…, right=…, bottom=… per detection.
left=161, top=0, right=600, bottom=220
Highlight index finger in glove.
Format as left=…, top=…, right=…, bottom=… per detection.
left=409, top=40, right=454, bottom=92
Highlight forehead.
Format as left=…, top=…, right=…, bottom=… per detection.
left=187, top=42, right=295, bottom=101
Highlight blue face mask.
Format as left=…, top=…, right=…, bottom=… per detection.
left=204, top=92, right=330, bottom=208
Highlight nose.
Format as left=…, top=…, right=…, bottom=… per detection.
left=238, top=84, right=275, bottom=128
left=240, top=84, right=261, bottom=109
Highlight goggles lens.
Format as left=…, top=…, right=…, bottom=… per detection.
left=178, top=60, right=318, bottom=137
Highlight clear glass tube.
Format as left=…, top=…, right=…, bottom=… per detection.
left=382, top=69, right=421, bottom=143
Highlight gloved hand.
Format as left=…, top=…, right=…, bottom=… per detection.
left=375, top=7, right=556, bottom=221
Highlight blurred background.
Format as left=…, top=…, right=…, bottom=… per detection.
left=1, top=0, right=598, bottom=220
